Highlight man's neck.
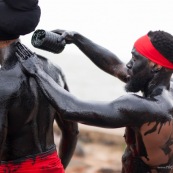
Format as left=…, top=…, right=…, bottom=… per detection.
left=0, top=39, right=19, bottom=66
left=142, top=69, right=172, bottom=97
left=0, top=39, right=17, bottom=49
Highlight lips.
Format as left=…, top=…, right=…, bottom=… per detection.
left=126, top=75, right=131, bottom=82
left=126, top=69, right=132, bottom=82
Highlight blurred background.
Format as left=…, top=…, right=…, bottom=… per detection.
left=21, top=0, right=173, bottom=172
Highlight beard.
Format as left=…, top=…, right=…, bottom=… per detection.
left=125, top=73, right=150, bottom=93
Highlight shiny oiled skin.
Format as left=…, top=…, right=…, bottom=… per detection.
left=17, top=30, right=173, bottom=173
left=33, top=71, right=173, bottom=171
left=0, top=40, right=78, bottom=168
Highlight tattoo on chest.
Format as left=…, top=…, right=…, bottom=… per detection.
left=144, top=122, right=165, bottom=136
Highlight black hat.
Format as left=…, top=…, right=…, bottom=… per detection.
left=0, top=0, right=41, bottom=41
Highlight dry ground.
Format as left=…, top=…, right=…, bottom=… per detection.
left=54, top=124, right=125, bottom=173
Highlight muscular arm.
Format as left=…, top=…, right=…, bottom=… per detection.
left=55, top=113, right=78, bottom=168
left=33, top=69, right=171, bottom=128
left=16, top=43, right=171, bottom=129
left=53, top=30, right=129, bottom=83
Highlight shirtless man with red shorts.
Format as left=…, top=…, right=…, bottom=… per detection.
left=0, top=1, right=78, bottom=172
left=16, top=30, right=173, bottom=173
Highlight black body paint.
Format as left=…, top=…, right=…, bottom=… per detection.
left=0, top=40, right=78, bottom=172
left=16, top=31, right=173, bottom=173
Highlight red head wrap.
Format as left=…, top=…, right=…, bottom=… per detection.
left=134, top=34, right=173, bottom=69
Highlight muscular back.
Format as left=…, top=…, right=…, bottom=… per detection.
left=0, top=46, right=68, bottom=161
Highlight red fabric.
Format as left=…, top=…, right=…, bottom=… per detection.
left=0, top=150, right=65, bottom=173
left=134, top=34, right=173, bottom=69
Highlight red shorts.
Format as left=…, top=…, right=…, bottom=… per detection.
left=0, top=149, right=65, bottom=173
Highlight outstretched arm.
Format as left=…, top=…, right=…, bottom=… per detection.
left=16, top=43, right=171, bottom=129
left=53, top=30, right=129, bottom=83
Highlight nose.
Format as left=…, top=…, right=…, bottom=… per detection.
left=126, top=60, right=133, bottom=69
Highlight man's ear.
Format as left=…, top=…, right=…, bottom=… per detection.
left=152, top=64, right=162, bottom=73
left=148, top=60, right=162, bottom=72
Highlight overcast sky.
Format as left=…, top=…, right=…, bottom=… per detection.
left=22, top=0, right=173, bottom=62
left=21, top=0, right=173, bottom=101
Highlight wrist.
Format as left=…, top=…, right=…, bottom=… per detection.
left=72, top=32, right=81, bottom=44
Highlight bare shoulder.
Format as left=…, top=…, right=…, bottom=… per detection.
left=113, top=93, right=156, bottom=111
left=112, top=93, right=172, bottom=122
left=36, top=54, right=69, bottom=90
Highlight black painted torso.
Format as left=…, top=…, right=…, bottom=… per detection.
left=0, top=55, right=62, bottom=160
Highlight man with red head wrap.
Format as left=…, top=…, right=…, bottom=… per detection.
left=16, top=29, right=173, bottom=173
left=0, top=1, right=78, bottom=173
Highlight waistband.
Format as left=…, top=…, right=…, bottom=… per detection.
left=0, top=147, right=64, bottom=173
left=1, top=146, right=56, bottom=164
